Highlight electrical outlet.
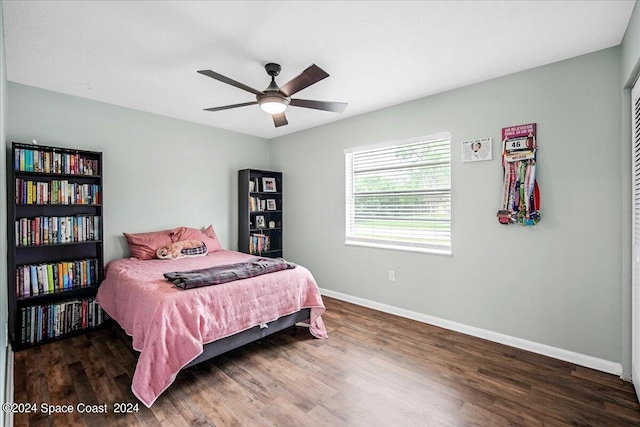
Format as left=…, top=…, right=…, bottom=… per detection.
left=388, top=270, right=396, bottom=282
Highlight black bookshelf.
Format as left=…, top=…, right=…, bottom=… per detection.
left=7, top=142, right=106, bottom=350
left=238, top=169, right=283, bottom=258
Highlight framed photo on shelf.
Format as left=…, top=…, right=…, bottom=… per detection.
left=255, top=215, right=266, bottom=228
left=262, top=177, right=277, bottom=192
left=266, top=199, right=277, bottom=211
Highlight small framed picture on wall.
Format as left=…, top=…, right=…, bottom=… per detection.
left=266, top=199, right=277, bottom=211
left=462, top=137, right=492, bottom=162
left=262, top=177, right=277, bottom=192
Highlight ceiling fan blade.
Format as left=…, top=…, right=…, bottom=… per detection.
left=198, top=70, right=264, bottom=96
left=203, top=101, right=258, bottom=112
left=279, top=64, right=329, bottom=97
left=273, top=112, right=288, bottom=127
left=290, top=98, right=348, bottom=113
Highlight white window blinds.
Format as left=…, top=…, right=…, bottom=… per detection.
left=345, top=134, right=451, bottom=254
left=631, top=79, right=640, bottom=398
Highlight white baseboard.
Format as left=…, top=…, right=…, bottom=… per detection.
left=320, top=288, right=623, bottom=377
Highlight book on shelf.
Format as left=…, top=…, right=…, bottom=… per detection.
left=19, top=297, right=105, bottom=346
left=249, top=196, right=268, bottom=212
left=15, top=215, right=100, bottom=246
left=15, top=178, right=100, bottom=205
left=249, top=233, right=270, bottom=255
left=14, top=147, right=99, bottom=176
left=29, top=266, right=37, bottom=296
left=15, top=258, right=100, bottom=298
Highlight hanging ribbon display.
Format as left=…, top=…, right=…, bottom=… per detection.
left=497, top=123, right=541, bottom=226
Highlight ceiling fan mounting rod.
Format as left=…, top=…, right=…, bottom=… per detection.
left=258, top=63, right=288, bottom=114
left=264, top=63, right=281, bottom=77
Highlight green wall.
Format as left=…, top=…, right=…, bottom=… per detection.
left=271, top=47, right=625, bottom=368
left=6, top=83, right=270, bottom=263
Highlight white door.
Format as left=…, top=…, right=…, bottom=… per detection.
left=632, top=79, right=640, bottom=397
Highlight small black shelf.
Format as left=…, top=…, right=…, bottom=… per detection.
left=251, top=248, right=282, bottom=255
left=254, top=250, right=282, bottom=256
left=249, top=210, right=282, bottom=215
left=13, top=322, right=111, bottom=351
left=17, top=286, right=99, bottom=305
left=250, top=227, right=282, bottom=232
left=17, top=204, right=101, bottom=207
left=14, top=171, right=101, bottom=179
left=16, top=240, right=103, bottom=249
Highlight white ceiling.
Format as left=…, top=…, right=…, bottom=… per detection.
left=2, top=1, right=636, bottom=139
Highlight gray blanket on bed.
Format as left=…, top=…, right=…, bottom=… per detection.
left=164, top=257, right=296, bottom=290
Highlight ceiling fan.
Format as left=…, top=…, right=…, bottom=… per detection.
left=198, top=63, right=347, bottom=127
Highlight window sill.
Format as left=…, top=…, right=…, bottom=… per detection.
left=345, top=240, right=452, bottom=256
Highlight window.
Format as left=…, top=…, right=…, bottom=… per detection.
left=631, top=77, right=640, bottom=389
left=345, top=133, right=451, bottom=255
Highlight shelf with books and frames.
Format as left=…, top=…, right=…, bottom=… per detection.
left=238, top=169, right=283, bottom=258
left=7, top=142, right=107, bottom=350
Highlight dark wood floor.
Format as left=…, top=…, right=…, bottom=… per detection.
left=13, top=296, right=640, bottom=426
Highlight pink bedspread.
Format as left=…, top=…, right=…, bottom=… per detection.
left=96, top=250, right=327, bottom=407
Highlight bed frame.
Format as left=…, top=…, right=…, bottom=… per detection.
left=184, top=308, right=311, bottom=368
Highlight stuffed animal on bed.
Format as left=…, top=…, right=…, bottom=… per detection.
left=156, top=240, right=208, bottom=260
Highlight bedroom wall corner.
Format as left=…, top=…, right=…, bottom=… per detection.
left=620, top=0, right=640, bottom=380
left=622, top=1, right=640, bottom=89
left=5, top=84, right=271, bottom=263
left=0, top=0, right=10, bottom=420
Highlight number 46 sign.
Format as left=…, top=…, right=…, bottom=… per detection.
left=497, top=123, right=541, bottom=226
left=502, top=123, right=536, bottom=162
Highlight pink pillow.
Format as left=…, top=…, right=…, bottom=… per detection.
left=123, top=229, right=175, bottom=260
left=171, top=225, right=222, bottom=252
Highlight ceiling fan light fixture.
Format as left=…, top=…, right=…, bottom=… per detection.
left=258, top=95, right=289, bottom=114
left=199, top=63, right=347, bottom=126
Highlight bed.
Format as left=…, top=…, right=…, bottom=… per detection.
left=95, top=249, right=327, bottom=408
